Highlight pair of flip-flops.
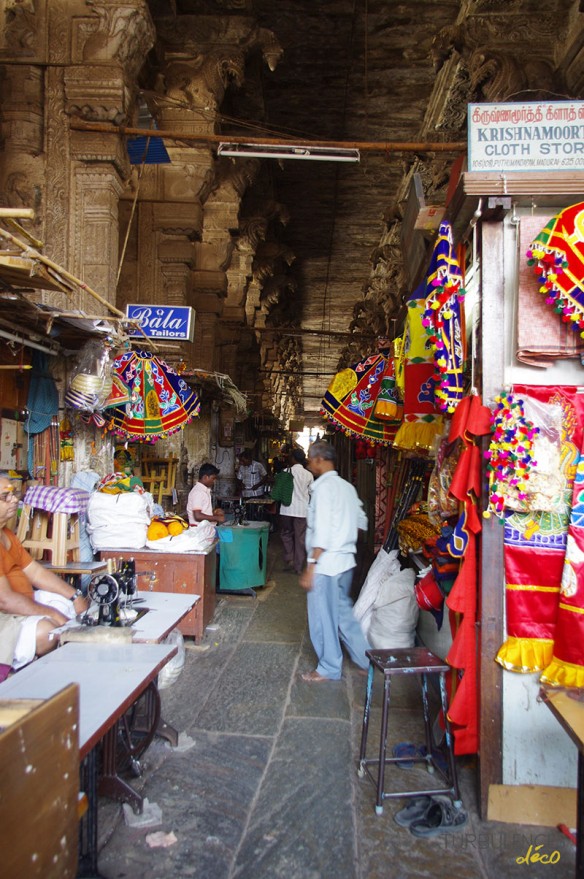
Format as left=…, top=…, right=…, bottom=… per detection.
left=394, top=795, right=468, bottom=837
left=392, top=742, right=449, bottom=775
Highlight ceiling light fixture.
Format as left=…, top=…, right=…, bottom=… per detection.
left=217, top=142, right=360, bottom=163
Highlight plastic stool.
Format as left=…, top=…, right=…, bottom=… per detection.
left=357, top=646, right=461, bottom=815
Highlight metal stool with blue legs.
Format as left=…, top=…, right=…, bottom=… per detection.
left=357, top=646, right=462, bottom=816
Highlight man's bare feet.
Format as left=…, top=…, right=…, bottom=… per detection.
left=301, top=670, right=333, bottom=682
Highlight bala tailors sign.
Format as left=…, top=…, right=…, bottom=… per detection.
left=468, top=101, right=584, bottom=173
left=126, top=305, right=195, bottom=341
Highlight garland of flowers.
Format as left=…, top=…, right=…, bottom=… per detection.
left=525, top=245, right=577, bottom=328
left=483, top=391, right=539, bottom=520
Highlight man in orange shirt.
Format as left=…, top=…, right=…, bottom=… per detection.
left=0, top=476, right=89, bottom=673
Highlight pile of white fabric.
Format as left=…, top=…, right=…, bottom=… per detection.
left=354, top=548, right=418, bottom=649
left=146, top=520, right=216, bottom=552
left=87, top=491, right=154, bottom=551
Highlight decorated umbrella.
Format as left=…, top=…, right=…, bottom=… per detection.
left=320, top=348, right=402, bottom=445
left=105, top=350, right=200, bottom=441
left=526, top=201, right=584, bottom=332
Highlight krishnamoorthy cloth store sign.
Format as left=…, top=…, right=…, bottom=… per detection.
left=126, top=305, right=195, bottom=341
left=468, top=101, right=584, bottom=173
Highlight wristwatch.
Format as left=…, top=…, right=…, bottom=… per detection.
left=69, top=588, right=84, bottom=602
left=306, top=557, right=317, bottom=565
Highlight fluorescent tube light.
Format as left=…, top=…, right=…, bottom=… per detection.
left=217, top=143, right=360, bottom=163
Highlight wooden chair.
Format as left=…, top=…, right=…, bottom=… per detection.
left=139, top=456, right=178, bottom=506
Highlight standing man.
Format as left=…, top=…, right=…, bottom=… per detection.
left=280, top=447, right=313, bottom=574
left=236, top=449, right=269, bottom=522
left=299, top=440, right=370, bottom=682
left=187, top=463, right=226, bottom=526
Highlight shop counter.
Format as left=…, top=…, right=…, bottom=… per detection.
left=99, top=543, right=216, bottom=641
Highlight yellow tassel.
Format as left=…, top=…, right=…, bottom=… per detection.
left=392, top=418, right=443, bottom=452
left=495, top=637, right=554, bottom=673
left=540, top=656, right=584, bottom=688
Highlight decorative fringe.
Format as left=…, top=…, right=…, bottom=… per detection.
left=495, top=636, right=554, bottom=674
left=392, top=417, right=443, bottom=453
left=540, top=656, right=584, bottom=688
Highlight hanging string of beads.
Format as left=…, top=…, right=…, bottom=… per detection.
left=483, top=391, right=539, bottom=520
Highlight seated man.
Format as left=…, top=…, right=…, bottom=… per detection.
left=186, top=463, right=225, bottom=527
left=0, top=476, right=89, bottom=675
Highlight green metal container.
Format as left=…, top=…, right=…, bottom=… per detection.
left=217, top=522, right=270, bottom=592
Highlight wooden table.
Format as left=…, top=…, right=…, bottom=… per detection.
left=541, top=686, right=584, bottom=878
left=126, top=590, right=200, bottom=643
left=99, top=545, right=217, bottom=640
left=0, top=642, right=176, bottom=879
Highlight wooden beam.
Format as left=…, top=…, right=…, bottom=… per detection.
left=70, top=119, right=467, bottom=155
left=478, top=217, right=506, bottom=819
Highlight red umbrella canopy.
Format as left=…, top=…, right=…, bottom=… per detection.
left=106, top=350, right=200, bottom=441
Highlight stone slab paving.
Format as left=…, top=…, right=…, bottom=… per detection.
left=97, top=545, right=577, bottom=879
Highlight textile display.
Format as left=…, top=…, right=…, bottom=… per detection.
left=541, top=450, right=584, bottom=687
left=421, top=221, right=467, bottom=414
left=392, top=293, right=443, bottom=452
left=526, top=201, right=584, bottom=340
left=106, top=350, right=200, bottom=441
left=495, top=385, right=583, bottom=674
left=443, top=393, right=491, bottom=755
left=517, top=215, right=584, bottom=366
left=320, top=351, right=400, bottom=445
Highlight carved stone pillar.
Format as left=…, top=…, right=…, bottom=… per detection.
left=0, top=64, right=44, bottom=221
left=190, top=291, right=224, bottom=372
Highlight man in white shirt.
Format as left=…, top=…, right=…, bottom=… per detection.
left=235, top=450, right=268, bottom=498
left=299, top=440, right=370, bottom=682
left=187, top=463, right=225, bottom=526
left=280, top=448, right=313, bottom=574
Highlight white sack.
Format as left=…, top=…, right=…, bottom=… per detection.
left=87, top=491, right=154, bottom=551
left=146, top=520, right=216, bottom=553
left=354, top=548, right=401, bottom=637
left=368, top=567, right=418, bottom=650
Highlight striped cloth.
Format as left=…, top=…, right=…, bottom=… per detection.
left=22, top=485, right=91, bottom=514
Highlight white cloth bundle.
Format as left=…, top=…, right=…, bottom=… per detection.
left=354, top=548, right=402, bottom=637
left=86, top=491, right=154, bottom=551
left=146, top=520, right=216, bottom=553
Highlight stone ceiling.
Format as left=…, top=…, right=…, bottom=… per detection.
left=147, top=0, right=583, bottom=425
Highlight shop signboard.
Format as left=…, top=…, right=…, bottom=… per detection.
left=125, top=305, right=195, bottom=341
left=468, top=101, right=584, bottom=173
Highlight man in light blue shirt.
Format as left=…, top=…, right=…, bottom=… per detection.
left=299, top=440, right=370, bottom=681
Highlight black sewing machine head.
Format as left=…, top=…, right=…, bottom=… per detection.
left=87, top=560, right=137, bottom=626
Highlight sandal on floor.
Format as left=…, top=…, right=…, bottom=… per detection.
left=409, top=796, right=467, bottom=837
left=392, top=741, right=423, bottom=769
left=394, top=796, right=432, bottom=828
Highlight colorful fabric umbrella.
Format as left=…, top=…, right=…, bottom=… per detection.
left=526, top=201, right=584, bottom=333
left=105, top=350, right=200, bottom=441
left=320, top=350, right=402, bottom=445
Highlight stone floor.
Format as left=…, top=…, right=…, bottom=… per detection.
left=97, top=544, right=576, bottom=879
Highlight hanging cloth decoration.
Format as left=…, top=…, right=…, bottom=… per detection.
left=421, top=221, right=467, bottom=414
left=495, top=385, right=583, bottom=675
left=541, top=450, right=584, bottom=687
left=105, top=350, right=200, bottom=441
left=320, top=348, right=401, bottom=446
left=392, top=288, right=443, bottom=453
left=24, top=351, right=60, bottom=478
left=442, top=393, right=491, bottom=755
left=526, top=201, right=584, bottom=335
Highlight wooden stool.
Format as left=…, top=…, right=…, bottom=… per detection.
left=17, top=505, right=81, bottom=566
left=357, top=646, right=461, bottom=815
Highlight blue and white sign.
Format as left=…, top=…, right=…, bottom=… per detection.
left=126, top=305, right=195, bottom=341
left=468, top=101, right=584, bottom=173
